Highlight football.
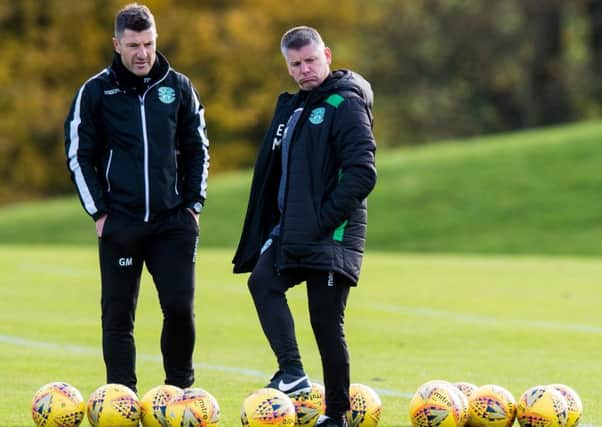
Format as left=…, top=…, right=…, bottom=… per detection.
left=290, top=383, right=325, bottom=426
left=241, top=387, right=296, bottom=426
left=516, top=385, right=568, bottom=427
left=165, top=387, right=220, bottom=427
left=549, top=384, right=583, bottom=427
left=454, top=382, right=479, bottom=399
left=409, top=380, right=464, bottom=427
left=31, top=382, right=85, bottom=427
left=450, top=384, right=469, bottom=426
left=87, top=383, right=141, bottom=427
left=140, top=384, right=182, bottom=427
left=347, top=383, right=382, bottom=427
left=466, top=384, right=516, bottom=427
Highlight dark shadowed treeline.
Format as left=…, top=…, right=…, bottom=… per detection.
left=1, top=0, right=601, bottom=203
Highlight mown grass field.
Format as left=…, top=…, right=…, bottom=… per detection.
left=2, top=121, right=602, bottom=426
left=1, top=246, right=602, bottom=426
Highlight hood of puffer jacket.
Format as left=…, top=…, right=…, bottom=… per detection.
left=316, top=69, right=374, bottom=110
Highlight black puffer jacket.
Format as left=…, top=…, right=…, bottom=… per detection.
left=233, top=70, right=376, bottom=284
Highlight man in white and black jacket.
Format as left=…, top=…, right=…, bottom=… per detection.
left=233, top=26, right=376, bottom=427
left=64, top=4, right=209, bottom=392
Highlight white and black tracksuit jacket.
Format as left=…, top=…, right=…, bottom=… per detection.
left=65, top=51, right=209, bottom=222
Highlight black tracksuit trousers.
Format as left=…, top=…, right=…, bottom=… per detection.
left=248, top=244, right=351, bottom=418
left=98, top=208, right=199, bottom=392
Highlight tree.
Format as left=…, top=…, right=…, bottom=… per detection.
left=521, top=0, right=574, bottom=126
left=585, top=0, right=602, bottom=103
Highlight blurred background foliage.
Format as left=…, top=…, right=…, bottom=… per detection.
left=1, top=0, right=602, bottom=204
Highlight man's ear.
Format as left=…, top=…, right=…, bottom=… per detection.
left=324, top=47, right=332, bottom=65
left=112, top=37, right=120, bottom=53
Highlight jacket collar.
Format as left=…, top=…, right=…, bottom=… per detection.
left=110, top=50, right=170, bottom=95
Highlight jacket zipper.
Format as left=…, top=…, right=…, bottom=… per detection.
left=276, top=97, right=314, bottom=272
left=138, top=73, right=169, bottom=222
left=138, top=95, right=150, bottom=222
left=105, top=149, right=113, bottom=192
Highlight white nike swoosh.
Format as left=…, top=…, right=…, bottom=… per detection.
left=278, top=376, right=308, bottom=392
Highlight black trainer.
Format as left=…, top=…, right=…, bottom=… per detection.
left=315, top=415, right=349, bottom=427
left=266, top=371, right=312, bottom=395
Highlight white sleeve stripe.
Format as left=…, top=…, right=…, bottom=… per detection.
left=192, top=90, right=210, bottom=200
left=66, top=69, right=107, bottom=216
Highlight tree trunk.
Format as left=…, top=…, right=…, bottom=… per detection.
left=586, top=0, right=602, bottom=103
left=522, top=0, right=573, bottom=126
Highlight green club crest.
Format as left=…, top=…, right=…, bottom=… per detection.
left=158, top=86, right=176, bottom=104
left=309, top=107, right=325, bottom=125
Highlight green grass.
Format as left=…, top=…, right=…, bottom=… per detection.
left=2, top=245, right=602, bottom=426
left=2, top=121, right=602, bottom=255
left=369, top=120, right=602, bottom=254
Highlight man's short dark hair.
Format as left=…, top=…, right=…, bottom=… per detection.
left=114, top=3, right=156, bottom=38
left=280, top=26, right=325, bottom=55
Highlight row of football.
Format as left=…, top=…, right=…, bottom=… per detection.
left=31, top=381, right=383, bottom=427
left=30, top=378, right=583, bottom=427
left=409, top=380, right=583, bottom=427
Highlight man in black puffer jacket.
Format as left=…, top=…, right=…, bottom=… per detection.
left=233, top=26, right=376, bottom=427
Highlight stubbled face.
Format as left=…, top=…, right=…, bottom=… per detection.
left=284, top=42, right=331, bottom=90
left=113, top=28, right=157, bottom=76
